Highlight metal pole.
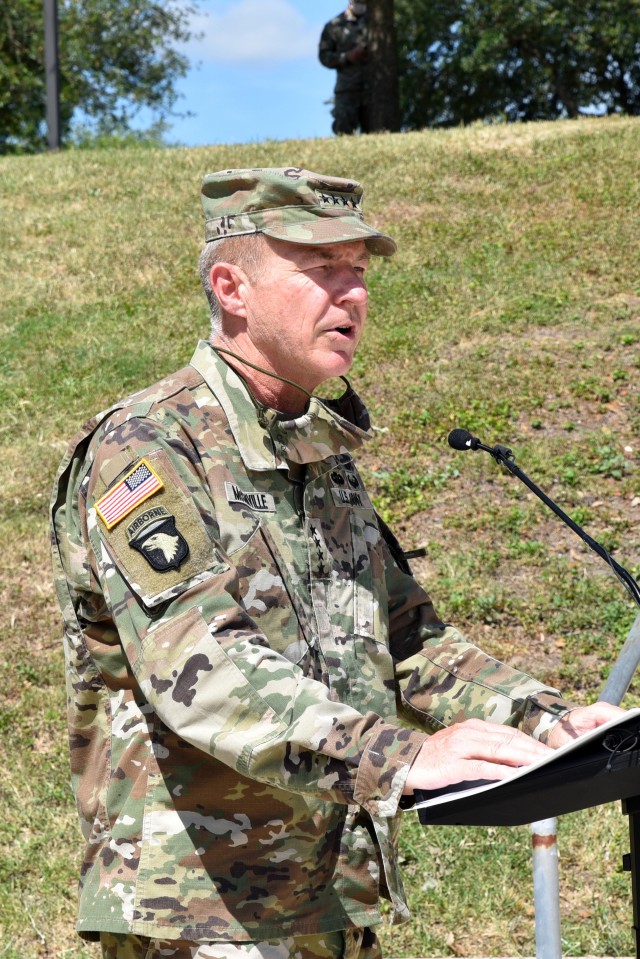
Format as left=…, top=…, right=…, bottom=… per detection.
left=43, top=0, right=61, bottom=150
left=530, top=611, right=640, bottom=957
left=531, top=819, right=562, bottom=959
left=600, top=612, right=640, bottom=707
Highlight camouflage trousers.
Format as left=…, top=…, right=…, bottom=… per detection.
left=99, top=927, right=382, bottom=959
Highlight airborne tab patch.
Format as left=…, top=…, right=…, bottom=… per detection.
left=96, top=458, right=163, bottom=529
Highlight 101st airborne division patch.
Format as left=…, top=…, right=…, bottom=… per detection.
left=126, top=505, right=190, bottom=572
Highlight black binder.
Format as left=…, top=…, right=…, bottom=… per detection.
left=411, top=709, right=640, bottom=827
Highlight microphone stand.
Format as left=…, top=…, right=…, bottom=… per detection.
left=449, top=429, right=640, bottom=957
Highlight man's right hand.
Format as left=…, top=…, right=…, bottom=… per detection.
left=403, top=719, right=553, bottom=795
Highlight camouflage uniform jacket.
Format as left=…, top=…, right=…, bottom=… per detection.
left=50, top=341, right=573, bottom=942
left=318, top=10, right=368, bottom=95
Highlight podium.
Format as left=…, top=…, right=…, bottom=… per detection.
left=438, top=433, right=640, bottom=953
left=408, top=710, right=640, bottom=955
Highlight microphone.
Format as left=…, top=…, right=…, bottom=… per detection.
left=447, top=427, right=640, bottom=610
left=448, top=428, right=480, bottom=451
left=448, top=428, right=514, bottom=462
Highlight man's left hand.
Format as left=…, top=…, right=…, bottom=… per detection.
left=548, top=701, right=626, bottom=748
left=346, top=45, right=367, bottom=63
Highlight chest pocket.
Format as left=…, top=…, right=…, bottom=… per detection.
left=305, top=463, right=396, bottom=717
left=214, top=481, right=266, bottom=556
left=212, top=474, right=316, bottom=668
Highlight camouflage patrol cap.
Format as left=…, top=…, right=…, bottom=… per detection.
left=200, top=167, right=396, bottom=256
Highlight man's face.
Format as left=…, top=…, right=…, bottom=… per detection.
left=238, top=237, right=370, bottom=395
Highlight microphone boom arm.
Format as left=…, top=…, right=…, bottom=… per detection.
left=451, top=431, right=640, bottom=610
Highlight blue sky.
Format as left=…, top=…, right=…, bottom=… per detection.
left=162, top=0, right=346, bottom=146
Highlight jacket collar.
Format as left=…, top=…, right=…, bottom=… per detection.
left=190, top=340, right=372, bottom=470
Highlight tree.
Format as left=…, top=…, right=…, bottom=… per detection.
left=395, top=0, right=640, bottom=129
left=367, top=0, right=401, bottom=132
left=0, top=0, right=197, bottom=154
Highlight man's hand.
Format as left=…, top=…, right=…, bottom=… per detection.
left=403, top=719, right=553, bottom=795
left=346, top=45, right=367, bottom=63
left=547, top=701, right=625, bottom=748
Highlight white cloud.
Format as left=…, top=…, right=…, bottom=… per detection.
left=185, top=0, right=324, bottom=65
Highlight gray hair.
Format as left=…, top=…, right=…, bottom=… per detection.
left=199, top=233, right=268, bottom=338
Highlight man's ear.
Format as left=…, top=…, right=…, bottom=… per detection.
left=209, top=262, right=250, bottom=319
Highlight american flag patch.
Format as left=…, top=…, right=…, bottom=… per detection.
left=95, top=459, right=164, bottom=530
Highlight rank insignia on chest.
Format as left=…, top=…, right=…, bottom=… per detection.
left=95, top=458, right=163, bottom=529
left=126, top=506, right=190, bottom=571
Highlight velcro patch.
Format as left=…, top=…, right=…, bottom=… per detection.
left=224, top=481, right=275, bottom=513
left=330, top=487, right=372, bottom=509
left=94, top=451, right=227, bottom=607
left=96, top=458, right=163, bottom=529
left=329, top=468, right=361, bottom=491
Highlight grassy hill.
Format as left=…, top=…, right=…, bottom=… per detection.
left=1, top=116, right=639, bottom=958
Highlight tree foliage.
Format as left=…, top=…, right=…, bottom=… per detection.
left=395, top=0, right=640, bottom=128
left=0, top=0, right=196, bottom=153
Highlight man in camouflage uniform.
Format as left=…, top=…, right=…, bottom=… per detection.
left=51, top=167, right=621, bottom=959
left=319, top=1, right=369, bottom=135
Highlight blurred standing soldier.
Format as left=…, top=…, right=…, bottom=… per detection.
left=319, top=1, right=369, bottom=135
left=51, top=166, right=622, bottom=959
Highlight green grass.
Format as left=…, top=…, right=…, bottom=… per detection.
left=1, top=116, right=640, bottom=957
